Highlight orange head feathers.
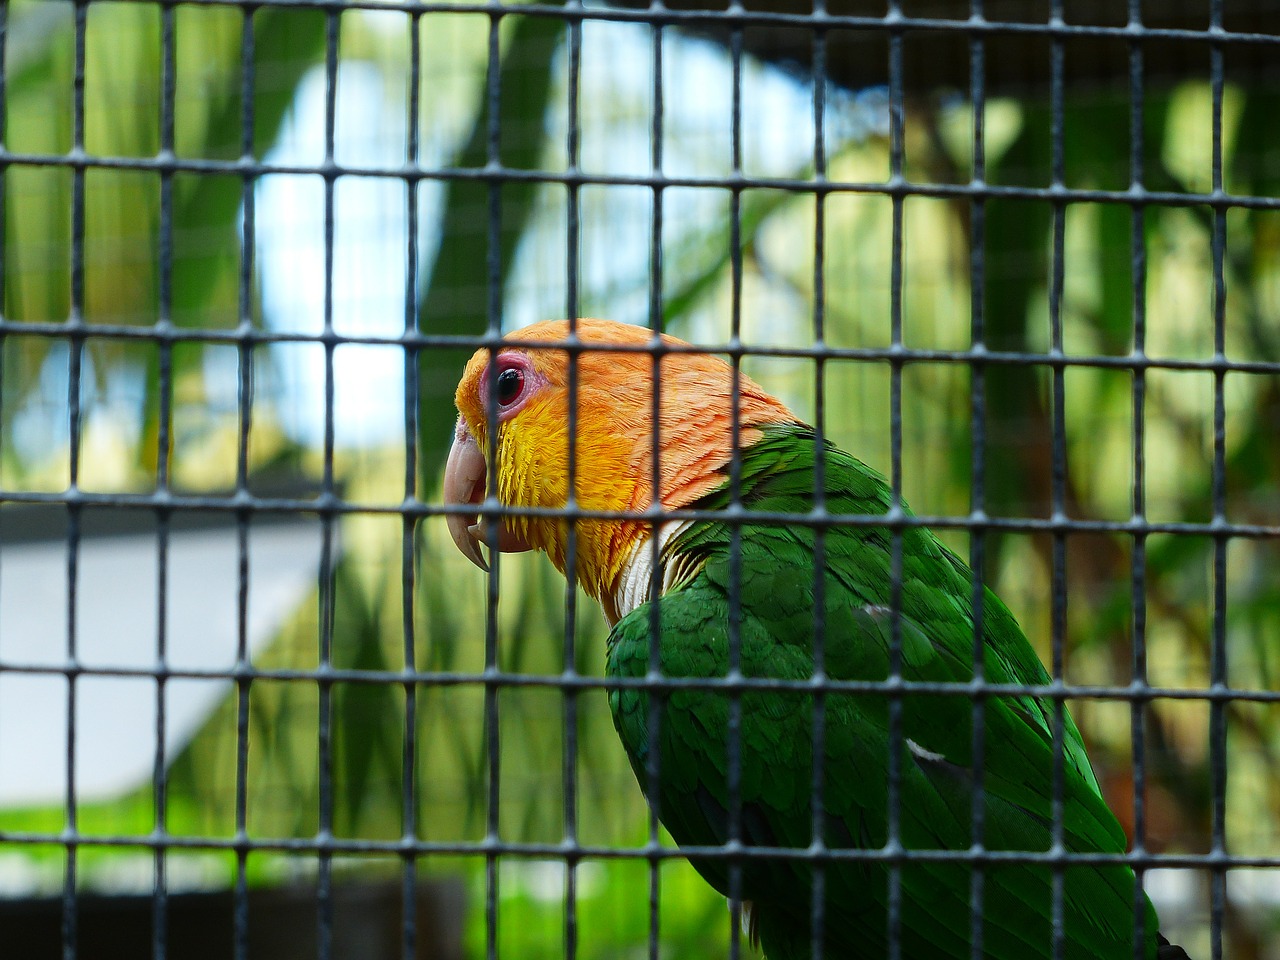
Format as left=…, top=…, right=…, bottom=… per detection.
left=444, top=319, right=799, bottom=618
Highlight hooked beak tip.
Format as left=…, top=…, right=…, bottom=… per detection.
left=456, top=526, right=490, bottom=573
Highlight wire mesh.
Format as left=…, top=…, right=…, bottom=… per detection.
left=0, top=2, right=1278, bottom=960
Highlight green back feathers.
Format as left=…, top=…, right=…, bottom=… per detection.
left=605, top=423, right=1159, bottom=960
left=670, top=424, right=1101, bottom=794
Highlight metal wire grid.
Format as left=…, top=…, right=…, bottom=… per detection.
left=0, top=1, right=1278, bottom=960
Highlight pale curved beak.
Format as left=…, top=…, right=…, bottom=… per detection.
left=443, top=417, right=533, bottom=572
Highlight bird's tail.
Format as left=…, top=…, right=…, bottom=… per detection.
left=1157, top=932, right=1192, bottom=960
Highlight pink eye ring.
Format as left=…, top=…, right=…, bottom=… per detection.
left=482, top=352, right=540, bottom=421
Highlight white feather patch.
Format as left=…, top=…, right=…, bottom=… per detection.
left=610, top=521, right=690, bottom=625
left=906, top=738, right=948, bottom=764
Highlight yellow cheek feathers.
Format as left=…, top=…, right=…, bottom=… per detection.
left=493, top=405, right=646, bottom=612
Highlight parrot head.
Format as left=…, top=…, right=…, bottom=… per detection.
left=444, top=318, right=797, bottom=622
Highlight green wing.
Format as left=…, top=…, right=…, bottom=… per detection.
left=605, top=425, right=1159, bottom=960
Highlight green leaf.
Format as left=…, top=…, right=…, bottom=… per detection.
left=416, top=9, right=567, bottom=483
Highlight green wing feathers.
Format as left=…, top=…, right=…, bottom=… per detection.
left=605, top=425, right=1161, bottom=960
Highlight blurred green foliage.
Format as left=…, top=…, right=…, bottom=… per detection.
left=1, top=2, right=1278, bottom=958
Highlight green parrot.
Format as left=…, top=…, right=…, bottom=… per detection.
left=444, top=318, right=1190, bottom=960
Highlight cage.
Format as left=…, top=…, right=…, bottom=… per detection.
left=0, top=1, right=1278, bottom=959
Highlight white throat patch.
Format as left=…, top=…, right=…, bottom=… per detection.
left=609, top=521, right=691, bottom=626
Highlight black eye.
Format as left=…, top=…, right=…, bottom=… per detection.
left=496, top=366, right=524, bottom=406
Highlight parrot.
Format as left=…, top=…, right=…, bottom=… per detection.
left=443, top=318, right=1190, bottom=960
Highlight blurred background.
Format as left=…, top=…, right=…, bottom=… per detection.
left=1, top=0, right=1278, bottom=957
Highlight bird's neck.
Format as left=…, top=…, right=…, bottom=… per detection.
left=528, top=474, right=694, bottom=625
left=523, top=399, right=801, bottom=622
left=605, top=520, right=700, bottom=626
